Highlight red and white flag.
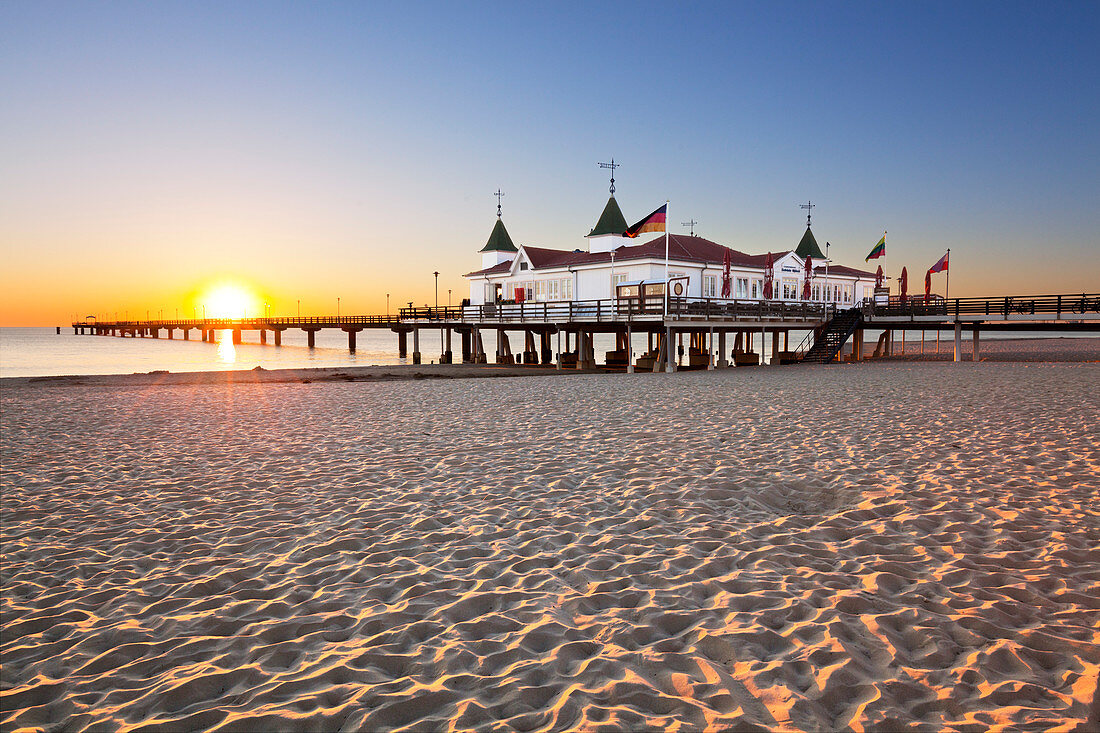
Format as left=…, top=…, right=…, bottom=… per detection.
left=928, top=251, right=949, bottom=273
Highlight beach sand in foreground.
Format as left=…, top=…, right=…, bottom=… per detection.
left=2, top=362, right=1098, bottom=731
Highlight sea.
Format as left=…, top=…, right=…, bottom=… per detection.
left=0, top=326, right=1089, bottom=379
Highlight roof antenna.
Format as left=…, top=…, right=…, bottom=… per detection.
left=682, top=219, right=698, bottom=236
left=801, top=200, right=815, bottom=227
left=598, top=159, right=620, bottom=195
left=494, top=189, right=504, bottom=218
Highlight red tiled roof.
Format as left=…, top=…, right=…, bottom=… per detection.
left=814, top=263, right=878, bottom=278
left=464, top=260, right=513, bottom=277
left=464, top=234, right=876, bottom=278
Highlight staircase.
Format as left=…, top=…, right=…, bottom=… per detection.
left=800, top=309, right=863, bottom=364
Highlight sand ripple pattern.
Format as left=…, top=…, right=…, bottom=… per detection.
left=3, top=362, right=1098, bottom=731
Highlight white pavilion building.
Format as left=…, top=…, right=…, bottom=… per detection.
left=465, top=192, right=879, bottom=309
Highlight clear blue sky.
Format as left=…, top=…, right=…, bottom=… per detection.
left=2, top=1, right=1097, bottom=322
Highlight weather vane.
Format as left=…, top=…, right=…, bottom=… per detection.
left=494, top=189, right=504, bottom=218
left=682, top=219, right=698, bottom=236
left=801, top=200, right=815, bottom=227
left=598, top=159, right=620, bottom=195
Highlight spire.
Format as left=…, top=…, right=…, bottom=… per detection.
left=587, top=196, right=628, bottom=237
left=480, top=189, right=517, bottom=253
left=795, top=226, right=825, bottom=260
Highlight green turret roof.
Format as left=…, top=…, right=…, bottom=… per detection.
left=795, top=227, right=825, bottom=259
left=480, top=217, right=518, bottom=253
left=587, top=196, right=629, bottom=237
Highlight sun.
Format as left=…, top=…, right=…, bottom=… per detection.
left=200, top=282, right=260, bottom=319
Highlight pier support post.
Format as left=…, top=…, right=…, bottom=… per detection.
left=771, top=330, right=780, bottom=365
left=708, top=328, right=716, bottom=369
left=666, top=328, right=676, bottom=372
left=346, top=329, right=358, bottom=352
left=855, top=329, right=864, bottom=361
left=167, top=328, right=173, bottom=339
left=461, top=330, right=471, bottom=363
left=626, top=324, right=635, bottom=373
left=305, top=329, right=317, bottom=348
left=397, top=330, right=407, bottom=358
left=412, top=328, right=421, bottom=364
left=183, top=328, right=189, bottom=340
left=556, top=330, right=563, bottom=370
left=259, top=329, right=267, bottom=344
left=953, top=323, right=962, bottom=362
left=274, top=329, right=282, bottom=346
left=232, top=329, right=242, bottom=344
left=972, top=327, right=980, bottom=362
left=541, top=331, right=553, bottom=365
left=443, top=328, right=452, bottom=364
left=718, top=331, right=728, bottom=367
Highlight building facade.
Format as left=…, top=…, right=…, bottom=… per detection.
left=466, top=195, right=879, bottom=308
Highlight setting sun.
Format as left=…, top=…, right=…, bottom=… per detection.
left=199, top=283, right=260, bottom=319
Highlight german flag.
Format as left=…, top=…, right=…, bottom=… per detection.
left=623, top=204, right=667, bottom=238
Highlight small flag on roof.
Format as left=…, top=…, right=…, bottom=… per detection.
left=865, top=232, right=886, bottom=261
left=623, top=204, right=667, bottom=238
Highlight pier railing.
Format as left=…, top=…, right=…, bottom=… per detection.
left=403, top=297, right=835, bottom=325
left=864, top=293, right=1100, bottom=320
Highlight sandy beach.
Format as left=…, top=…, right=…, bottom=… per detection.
left=2, top=361, right=1098, bottom=731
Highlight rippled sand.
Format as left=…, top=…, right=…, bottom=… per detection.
left=2, top=362, right=1098, bottom=731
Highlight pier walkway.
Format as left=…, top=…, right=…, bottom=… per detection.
left=69, top=292, right=1099, bottom=370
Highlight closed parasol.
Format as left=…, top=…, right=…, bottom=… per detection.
left=802, top=256, right=812, bottom=300
left=899, top=266, right=908, bottom=304
left=721, top=249, right=732, bottom=298
left=763, top=252, right=774, bottom=300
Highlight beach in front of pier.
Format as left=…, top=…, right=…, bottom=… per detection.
left=2, top=361, right=1098, bottom=730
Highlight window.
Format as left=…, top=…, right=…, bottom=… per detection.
left=484, top=283, right=494, bottom=302
left=703, top=275, right=717, bottom=298
left=751, top=280, right=759, bottom=299
left=561, top=278, right=572, bottom=300
left=535, top=280, right=547, bottom=301
left=548, top=279, right=560, bottom=301
left=519, top=261, right=529, bottom=271
left=611, top=272, right=628, bottom=295
left=736, top=277, right=748, bottom=298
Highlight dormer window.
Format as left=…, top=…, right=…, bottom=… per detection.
left=519, top=262, right=529, bottom=271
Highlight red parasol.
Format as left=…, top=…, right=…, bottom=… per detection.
left=763, top=252, right=774, bottom=300
left=721, top=249, right=732, bottom=298
left=899, top=266, right=908, bottom=304
left=924, top=270, right=931, bottom=304
left=802, top=256, right=812, bottom=300
left=875, top=265, right=884, bottom=289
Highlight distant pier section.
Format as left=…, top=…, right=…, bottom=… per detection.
left=69, top=292, right=1100, bottom=370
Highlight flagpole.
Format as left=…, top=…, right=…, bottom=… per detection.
left=945, top=248, right=950, bottom=304
left=663, top=199, right=670, bottom=319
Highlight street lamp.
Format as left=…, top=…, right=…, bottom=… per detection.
left=337, top=297, right=340, bottom=317
left=824, top=241, right=831, bottom=314
left=297, top=299, right=300, bottom=318
left=386, top=293, right=390, bottom=319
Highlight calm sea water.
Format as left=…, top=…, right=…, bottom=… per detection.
left=0, top=326, right=1081, bottom=378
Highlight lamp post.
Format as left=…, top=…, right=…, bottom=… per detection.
left=448, top=289, right=451, bottom=307
left=386, top=293, right=390, bottom=320
left=337, top=297, right=340, bottom=317
left=824, top=241, right=831, bottom=314
left=297, top=299, right=300, bottom=318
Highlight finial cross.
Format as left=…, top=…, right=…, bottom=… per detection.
left=682, top=219, right=698, bottom=236
left=598, top=159, right=620, bottom=195
left=801, top=200, right=815, bottom=227
left=494, top=189, right=504, bottom=218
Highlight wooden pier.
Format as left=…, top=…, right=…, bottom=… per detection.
left=69, top=292, right=1100, bottom=370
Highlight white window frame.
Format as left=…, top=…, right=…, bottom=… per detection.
left=703, top=274, right=717, bottom=298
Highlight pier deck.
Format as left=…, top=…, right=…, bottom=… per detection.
left=68, top=292, right=1100, bottom=369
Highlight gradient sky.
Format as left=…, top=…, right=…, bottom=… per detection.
left=2, top=1, right=1097, bottom=324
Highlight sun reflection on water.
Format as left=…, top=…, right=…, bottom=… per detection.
left=215, top=330, right=236, bottom=364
